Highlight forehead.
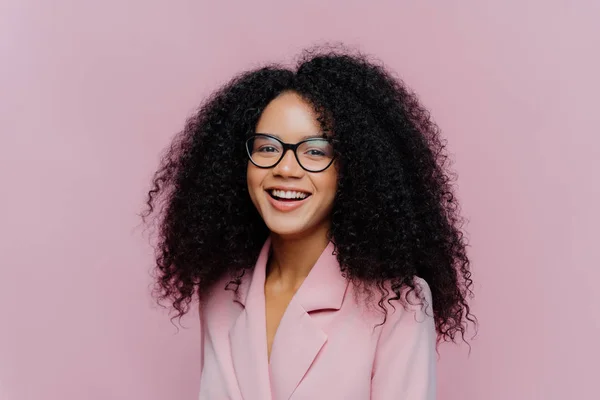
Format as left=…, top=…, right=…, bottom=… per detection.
left=255, top=91, right=322, bottom=142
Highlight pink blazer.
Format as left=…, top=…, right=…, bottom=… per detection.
left=198, top=238, right=436, bottom=399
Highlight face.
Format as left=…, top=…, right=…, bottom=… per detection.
left=247, top=91, right=338, bottom=239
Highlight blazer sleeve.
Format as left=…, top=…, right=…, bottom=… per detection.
left=370, top=278, right=437, bottom=399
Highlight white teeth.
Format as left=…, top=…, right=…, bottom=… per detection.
left=270, top=189, right=309, bottom=199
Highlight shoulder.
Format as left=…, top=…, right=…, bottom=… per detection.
left=341, top=276, right=434, bottom=337
left=374, top=276, right=435, bottom=341
left=351, top=276, right=433, bottom=317
left=401, top=276, right=433, bottom=315
left=350, top=276, right=434, bottom=336
left=388, top=276, right=433, bottom=321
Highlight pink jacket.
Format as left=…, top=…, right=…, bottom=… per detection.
left=198, top=238, right=437, bottom=399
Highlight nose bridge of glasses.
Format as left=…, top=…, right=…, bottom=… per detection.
left=278, top=144, right=302, bottom=169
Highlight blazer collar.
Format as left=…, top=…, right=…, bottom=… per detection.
left=230, top=237, right=349, bottom=400
left=235, top=237, right=349, bottom=312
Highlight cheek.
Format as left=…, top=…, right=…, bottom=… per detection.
left=315, top=170, right=339, bottom=202
left=246, top=165, right=263, bottom=203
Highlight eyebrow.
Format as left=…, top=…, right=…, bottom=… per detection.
left=256, top=133, right=327, bottom=140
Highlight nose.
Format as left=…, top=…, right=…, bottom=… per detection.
left=272, top=149, right=304, bottom=178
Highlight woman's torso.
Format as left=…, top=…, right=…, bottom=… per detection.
left=198, top=239, right=436, bottom=400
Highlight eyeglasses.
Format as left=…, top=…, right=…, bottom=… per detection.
left=245, top=134, right=335, bottom=173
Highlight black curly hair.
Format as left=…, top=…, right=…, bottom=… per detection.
left=142, top=46, right=475, bottom=343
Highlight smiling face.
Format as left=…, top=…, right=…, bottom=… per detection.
left=246, top=91, right=338, bottom=239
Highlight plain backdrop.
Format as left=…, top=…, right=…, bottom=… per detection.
left=1, top=1, right=599, bottom=399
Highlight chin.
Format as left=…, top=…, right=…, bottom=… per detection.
left=264, top=221, right=309, bottom=238
left=263, top=214, right=331, bottom=240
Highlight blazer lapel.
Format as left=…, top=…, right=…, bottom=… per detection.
left=268, top=241, right=349, bottom=400
left=229, top=239, right=272, bottom=400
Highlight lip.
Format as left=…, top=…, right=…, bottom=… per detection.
left=265, top=188, right=311, bottom=212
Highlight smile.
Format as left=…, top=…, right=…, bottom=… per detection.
left=265, top=189, right=312, bottom=212
left=267, top=189, right=311, bottom=201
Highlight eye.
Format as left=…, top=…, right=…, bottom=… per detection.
left=305, top=149, right=326, bottom=157
left=257, top=145, right=280, bottom=153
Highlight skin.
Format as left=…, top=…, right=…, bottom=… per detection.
left=246, top=91, right=338, bottom=361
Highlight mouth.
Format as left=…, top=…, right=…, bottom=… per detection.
left=266, top=189, right=312, bottom=202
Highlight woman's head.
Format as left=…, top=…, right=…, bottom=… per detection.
left=247, top=91, right=338, bottom=239
left=143, top=46, right=475, bottom=342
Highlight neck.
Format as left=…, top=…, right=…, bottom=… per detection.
left=267, top=225, right=330, bottom=291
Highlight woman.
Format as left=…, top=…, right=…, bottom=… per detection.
left=143, top=47, right=475, bottom=399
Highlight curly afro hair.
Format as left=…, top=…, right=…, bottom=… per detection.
left=143, top=46, right=475, bottom=343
